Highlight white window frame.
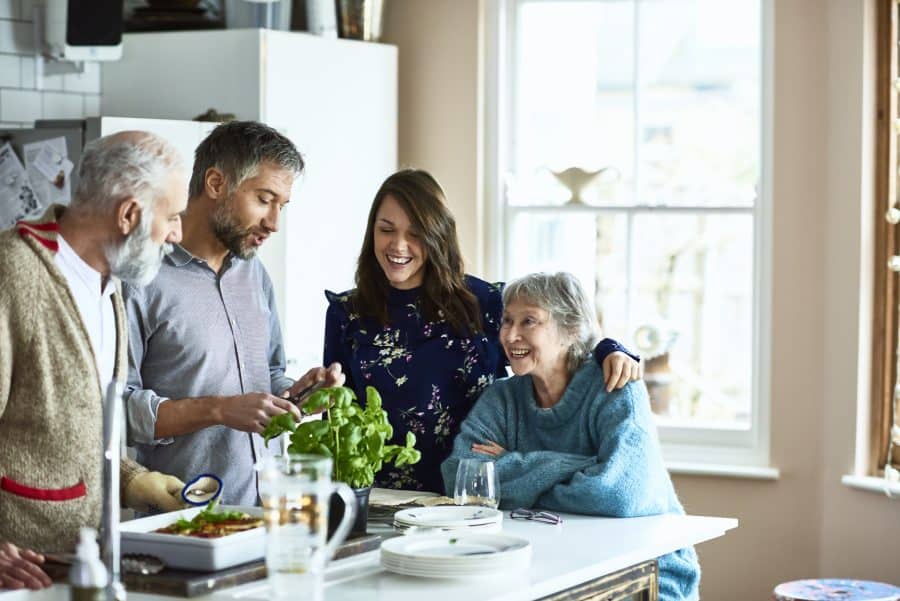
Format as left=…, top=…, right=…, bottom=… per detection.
left=481, top=0, right=775, bottom=472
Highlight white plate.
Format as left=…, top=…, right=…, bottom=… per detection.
left=393, top=506, right=502, bottom=528
left=394, top=521, right=503, bottom=534
left=119, top=505, right=265, bottom=572
left=380, top=559, right=525, bottom=578
left=381, top=532, right=529, bottom=560
left=380, top=532, right=531, bottom=578
left=380, top=555, right=525, bottom=572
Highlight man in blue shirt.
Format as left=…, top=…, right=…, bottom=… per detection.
left=124, top=121, right=344, bottom=506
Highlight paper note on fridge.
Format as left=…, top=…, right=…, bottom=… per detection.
left=24, top=137, right=72, bottom=209
left=0, top=143, right=40, bottom=230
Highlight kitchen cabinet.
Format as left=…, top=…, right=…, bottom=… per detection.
left=102, top=29, right=398, bottom=371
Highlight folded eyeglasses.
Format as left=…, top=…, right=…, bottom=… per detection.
left=509, top=508, right=562, bottom=525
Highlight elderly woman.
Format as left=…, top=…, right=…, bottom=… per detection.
left=441, top=272, right=700, bottom=601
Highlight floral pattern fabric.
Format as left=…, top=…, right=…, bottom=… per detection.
left=323, top=275, right=634, bottom=493
left=324, top=276, right=506, bottom=493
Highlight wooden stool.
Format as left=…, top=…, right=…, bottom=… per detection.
left=774, top=579, right=900, bottom=601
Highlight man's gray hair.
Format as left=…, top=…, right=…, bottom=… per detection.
left=188, top=121, right=304, bottom=199
left=502, top=272, right=599, bottom=375
left=71, top=130, right=185, bottom=214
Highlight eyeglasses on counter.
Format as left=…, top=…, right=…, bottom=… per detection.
left=509, top=508, right=562, bottom=525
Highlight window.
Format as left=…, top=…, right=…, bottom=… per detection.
left=486, top=0, right=771, bottom=466
left=873, top=0, right=900, bottom=481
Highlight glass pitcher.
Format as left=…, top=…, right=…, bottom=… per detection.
left=256, top=454, right=356, bottom=600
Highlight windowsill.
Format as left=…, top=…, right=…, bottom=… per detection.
left=841, top=474, right=900, bottom=497
left=667, top=461, right=780, bottom=480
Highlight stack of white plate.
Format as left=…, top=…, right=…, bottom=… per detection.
left=393, top=506, right=503, bottom=533
left=380, top=532, right=532, bottom=578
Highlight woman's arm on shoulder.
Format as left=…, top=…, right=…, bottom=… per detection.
left=593, top=338, right=643, bottom=392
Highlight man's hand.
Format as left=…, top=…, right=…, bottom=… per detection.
left=124, top=471, right=186, bottom=513
left=282, top=363, right=346, bottom=412
left=219, top=393, right=303, bottom=433
left=602, top=351, right=643, bottom=392
left=0, top=542, right=52, bottom=590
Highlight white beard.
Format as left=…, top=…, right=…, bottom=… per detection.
left=105, top=210, right=172, bottom=286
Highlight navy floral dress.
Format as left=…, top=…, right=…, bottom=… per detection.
left=323, top=275, right=634, bottom=493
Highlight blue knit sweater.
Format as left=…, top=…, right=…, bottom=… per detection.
left=441, top=361, right=700, bottom=601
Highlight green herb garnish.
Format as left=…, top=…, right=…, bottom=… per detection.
left=169, top=500, right=246, bottom=533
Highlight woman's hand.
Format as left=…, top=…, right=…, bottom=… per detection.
left=602, top=351, right=643, bottom=392
left=472, top=440, right=505, bottom=457
left=0, top=542, right=52, bottom=590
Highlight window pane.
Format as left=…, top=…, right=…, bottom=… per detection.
left=512, top=1, right=635, bottom=206
left=509, top=210, right=753, bottom=429
left=601, top=212, right=753, bottom=428
left=506, top=212, right=603, bottom=298
left=506, top=0, right=761, bottom=434
left=638, top=0, right=760, bottom=207
left=511, top=0, right=760, bottom=208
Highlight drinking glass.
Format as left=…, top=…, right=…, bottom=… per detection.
left=453, top=458, right=500, bottom=508
left=256, top=454, right=356, bottom=600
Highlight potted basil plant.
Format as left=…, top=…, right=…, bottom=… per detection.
left=262, top=386, right=421, bottom=534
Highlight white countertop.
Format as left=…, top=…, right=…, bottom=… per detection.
left=4, top=513, right=736, bottom=601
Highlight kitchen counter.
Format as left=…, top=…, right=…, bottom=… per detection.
left=261, top=513, right=736, bottom=601
left=2, top=512, right=736, bottom=601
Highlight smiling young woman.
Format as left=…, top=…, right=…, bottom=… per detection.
left=322, top=169, right=641, bottom=493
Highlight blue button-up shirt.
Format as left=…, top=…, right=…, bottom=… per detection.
left=123, top=244, right=293, bottom=506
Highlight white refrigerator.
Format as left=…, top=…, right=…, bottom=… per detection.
left=101, top=29, right=399, bottom=373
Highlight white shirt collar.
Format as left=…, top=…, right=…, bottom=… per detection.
left=56, top=234, right=115, bottom=299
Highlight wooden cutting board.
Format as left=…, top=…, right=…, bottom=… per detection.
left=45, top=532, right=391, bottom=598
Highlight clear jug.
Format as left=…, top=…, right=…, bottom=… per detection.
left=257, top=454, right=356, bottom=600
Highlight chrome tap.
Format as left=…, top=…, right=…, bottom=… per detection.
left=101, top=380, right=126, bottom=601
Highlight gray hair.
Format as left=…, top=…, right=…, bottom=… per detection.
left=502, top=272, right=598, bottom=375
left=188, top=121, right=304, bottom=199
left=71, top=130, right=185, bottom=214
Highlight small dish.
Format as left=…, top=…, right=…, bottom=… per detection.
left=119, top=505, right=264, bottom=572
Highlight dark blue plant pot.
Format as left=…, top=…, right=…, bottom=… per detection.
left=328, top=485, right=370, bottom=538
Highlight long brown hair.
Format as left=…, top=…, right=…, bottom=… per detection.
left=352, top=169, right=482, bottom=335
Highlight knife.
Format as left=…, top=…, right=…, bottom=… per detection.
left=287, top=379, right=326, bottom=406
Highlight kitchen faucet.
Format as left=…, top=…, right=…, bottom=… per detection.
left=101, top=381, right=126, bottom=601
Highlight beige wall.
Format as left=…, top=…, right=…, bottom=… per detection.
left=820, top=0, right=900, bottom=580
left=382, top=0, right=482, bottom=273
left=384, top=1, right=900, bottom=599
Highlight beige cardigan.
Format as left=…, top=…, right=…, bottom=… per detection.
left=0, top=206, right=145, bottom=552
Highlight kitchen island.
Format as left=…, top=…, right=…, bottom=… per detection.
left=1, top=512, right=736, bottom=601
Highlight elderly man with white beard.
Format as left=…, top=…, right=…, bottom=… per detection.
left=0, top=131, right=189, bottom=590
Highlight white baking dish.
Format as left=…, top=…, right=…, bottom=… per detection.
left=119, top=505, right=265, bottom=572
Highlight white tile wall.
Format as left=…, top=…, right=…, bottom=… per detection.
left=1, top=88, right=41, bottom=122
left=0, top=5, right=102, bottom=127
left=0, top=0, right=19, bottom=20
left=0, top=54, right=19, bottom=87
left=42, top=91, right=82, bottom=119
left=84, top=94, right=99, bottom=117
